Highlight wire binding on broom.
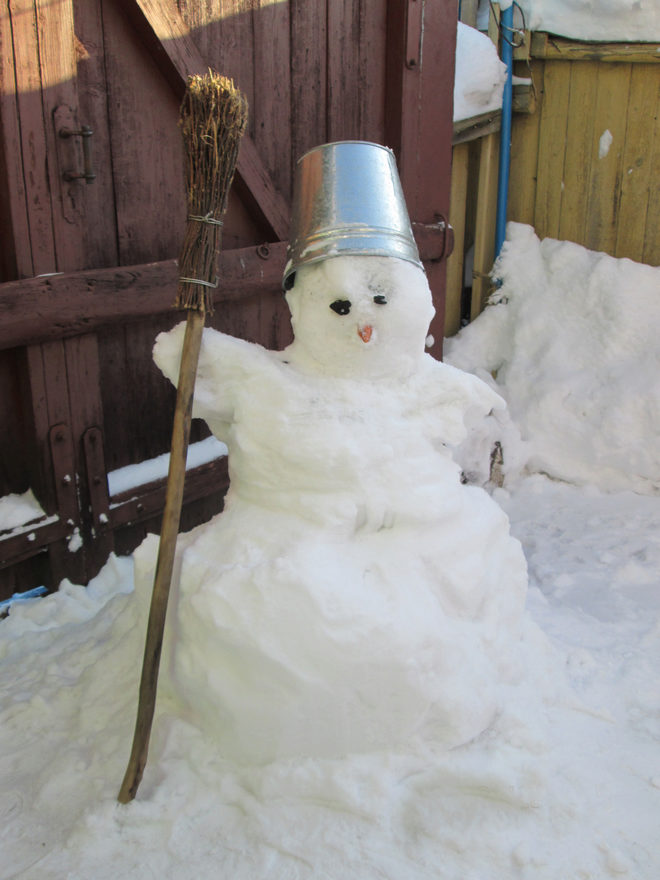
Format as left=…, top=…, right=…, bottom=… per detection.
left=176, top=72, right=248, bottom=314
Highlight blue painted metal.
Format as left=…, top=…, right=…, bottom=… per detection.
left=0, top=585, right=48, bottom=614
left=495, top=4, right=514, bottom=260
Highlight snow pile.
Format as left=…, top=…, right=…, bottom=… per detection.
left=454, top=21, right=506, bottom=122
left=505, top=0, right=660, bottom=43
left=445, top=222, right=660, bottom=494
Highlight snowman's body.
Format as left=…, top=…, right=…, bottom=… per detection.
left=146, top=257, right=527, bottom=763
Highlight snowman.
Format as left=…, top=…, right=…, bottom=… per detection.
left=144, top=142, right=527, bottom=764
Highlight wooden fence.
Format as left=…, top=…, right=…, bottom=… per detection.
left=0, top=0, right=457, bottom=600
left=445, top=27, right=660, bottom=337
left=510, top=34, right=660, bottom=266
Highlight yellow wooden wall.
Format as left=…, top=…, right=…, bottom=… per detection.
left=445, top=36, right=660, bottom=340
left=508, top=39, right=660, bottom=266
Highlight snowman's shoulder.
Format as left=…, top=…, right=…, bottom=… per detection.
left=416, top=354, right=505, bottom=415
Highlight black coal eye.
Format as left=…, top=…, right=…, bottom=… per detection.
left=373, top=294, right=388, bottom=305
left=330, top=299, right=351, bottom=315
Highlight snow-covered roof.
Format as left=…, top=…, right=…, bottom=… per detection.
left=499, top=0, right=660, bottom=44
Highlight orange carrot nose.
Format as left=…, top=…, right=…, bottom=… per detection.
left=358, top=324, right=373, bottom=343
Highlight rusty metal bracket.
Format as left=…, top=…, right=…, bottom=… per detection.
left=83, top=427, right=111, bottom=534
left=412, top=214, right=455, bottom=262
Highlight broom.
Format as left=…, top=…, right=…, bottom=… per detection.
left=118, top=73, right=248, bottom=804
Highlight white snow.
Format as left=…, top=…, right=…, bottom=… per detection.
left=599, top=128, right=614, bottom=158
left=107, top=435, right=227, bottom=497
left=501, top=0, right=660, bottom=43
left=0, top=489, right=46, bottom=531
left=1, top=232, right=659, bottom=878
left=445, top=222, right=660, bottom=495
left=454, top=21, right=507, bottom=122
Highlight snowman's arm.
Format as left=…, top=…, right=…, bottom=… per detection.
left=421, top=357, right=505, bottom=447
left=153, top=323, right=264, bottom=442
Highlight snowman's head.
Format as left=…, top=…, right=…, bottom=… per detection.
left=284, top=255, right=434, bottom=380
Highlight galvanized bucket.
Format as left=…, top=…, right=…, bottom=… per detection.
left=283, top=140, right=421, bottom=288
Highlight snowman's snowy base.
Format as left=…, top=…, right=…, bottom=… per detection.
left=135, top=480, right=526, bottom=764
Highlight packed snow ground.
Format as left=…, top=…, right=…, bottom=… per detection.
left=1, top=226, right=659, bottom=879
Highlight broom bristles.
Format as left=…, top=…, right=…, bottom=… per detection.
left=176, top=72, right=248, bottom=313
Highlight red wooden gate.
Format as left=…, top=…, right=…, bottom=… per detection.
left=0, top=0, right=457, bottom=599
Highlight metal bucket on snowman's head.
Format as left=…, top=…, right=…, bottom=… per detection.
left=282, top=140, right=422, bottom=290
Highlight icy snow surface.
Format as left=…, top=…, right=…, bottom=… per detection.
left=1, top=233, right=659, bottom=878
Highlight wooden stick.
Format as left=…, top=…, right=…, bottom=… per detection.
left=118, top=308, right=204, bottom=804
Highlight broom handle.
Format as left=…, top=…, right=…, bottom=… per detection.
left=118, top=308, right=205, bottom=804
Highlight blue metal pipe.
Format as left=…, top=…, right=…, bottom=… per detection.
left=495, top=4, right=514, bottom=259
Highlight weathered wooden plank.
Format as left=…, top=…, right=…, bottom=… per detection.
left=508, top=61, right=543, bottom=226
left=109, top=457, right=229, bottom=528
left=116, top=0, right=290, bottom=240
left=290, top=0, right=328, bottom=168
left=531, top=33, right=660, bottom=64
left=385, top=0, right=456, bottom=354
left=616, top=64, right=660, bottom=263
left=558, top=61, right=598, bottom=246
left=252, top=0, right=292, bottom=198
left=71, top=0, right=121, bottom=269
left=0, top=517, right=67, bottom=570
left=0, top=554, right=51, bottom=601
left=0, top=243, right=289, bottom=351
left=471, top=132, right=499, bottom=320
left=642, top=75, right=660, bottom=266
left=357, top=0, right=388, bottom=142
left=34, top=0, right=89, bottom=272
left=459, top=0, right=478, bottom=27
left=0, top=456, right=228, bottom=572
left=328, top=0, right=361, bottom=140
left=0, top=221, right=444, bottom=352
left=0, top=351, right=29, bottom=494
left=453, top=110, right=501, bottom=145
left=585, top=62, right=632, bottom=255
left=0, top=4, right=33, bottom=279
left=101, top=0, right=186, bottom=266
left=385, top=0, right=420, bottom=196
left=18, top=346, right=53, bottom=510
left=446, top=142, right=469, bottom=337
left=3, top=0, right=57, bottom=276
left=534, top=59, right=571, bottom=239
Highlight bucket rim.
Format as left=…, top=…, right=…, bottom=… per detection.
left=294, top=140, right=395, bottom=166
